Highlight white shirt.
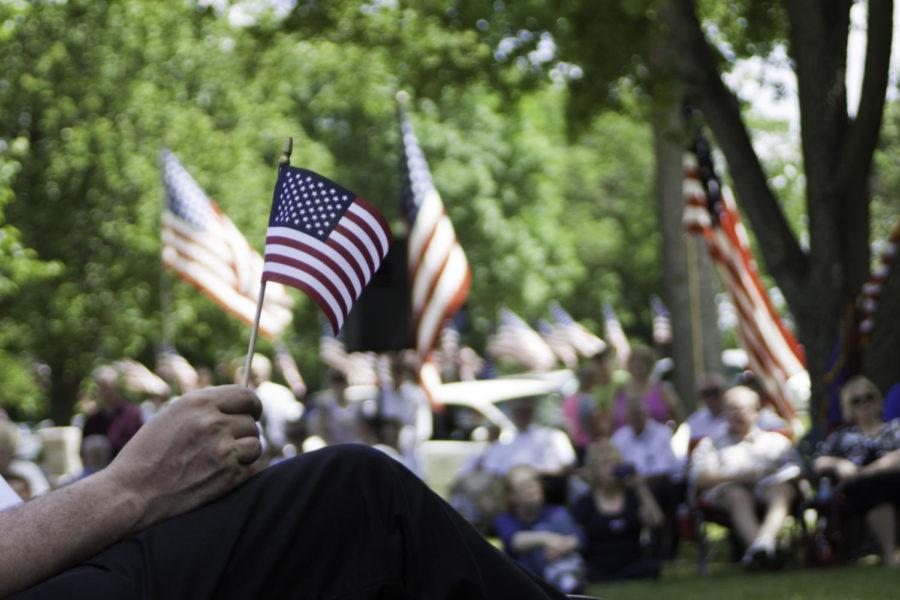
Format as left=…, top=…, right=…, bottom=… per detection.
left=611, top=420, right=682, bottom=478
left=481, top=425, right=576, bottom=475
left=256, top=381, right=304, bottom=449
left=690, top=427, right=793, bottom=481
left=0, top=473, right=22, bottom=512
left=686, top=407, right=727, bottom=442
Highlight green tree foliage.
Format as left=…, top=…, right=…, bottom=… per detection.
left=0, top=0, right=659, bottom=420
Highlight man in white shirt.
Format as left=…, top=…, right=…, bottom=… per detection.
left=687, top=373, right=789, bottom=445
left=690, top=386, right=800, bottom=569
left=611, top=397, right=682, bottom=557
left=481, top=397, right=576, bottom=477
left=686, top=373, right=729, bottom=443
left=248, top=354, right=304, bottom=455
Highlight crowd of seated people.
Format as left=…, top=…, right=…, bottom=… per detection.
left=449, top=351, right=900, bottom=590
left=3, top=342, right=899, bottom=596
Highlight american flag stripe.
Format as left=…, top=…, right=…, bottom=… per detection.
left=160, top=151, right=294, bottom=339
left=262, top=167, right=391, bottom=335
left=411, top=217, right=456, bottom=316
left=400, top=102, right=471, bottom=357
left=682, top=147, right=804, bottom=422
left=416, top=247, right=471, bottom=353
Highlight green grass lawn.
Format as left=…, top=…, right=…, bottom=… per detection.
left=586, top=557, right=900, bottom=600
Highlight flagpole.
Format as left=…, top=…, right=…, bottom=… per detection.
left=159, top=151, right=174, bottom=351
left=241, top=137, right=293, bottom=387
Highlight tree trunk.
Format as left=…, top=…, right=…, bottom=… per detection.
left=653, top=113, right=722, bottom=411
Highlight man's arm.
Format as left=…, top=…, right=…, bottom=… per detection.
left=0, top=385, right=262, bottom=597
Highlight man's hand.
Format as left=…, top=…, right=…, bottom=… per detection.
left=106, top=385, right=263, bottom=531
left=814, top=455, right=859, bottom=482
left=0, top=385, right=262, bottom=597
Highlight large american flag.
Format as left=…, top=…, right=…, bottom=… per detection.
left=682, top=134, right=805, bottom=421
left=487, top=308, right=557, bottom=371
left=549, top=302, right=607, bottom=358
left=602, top=301, right=631, bottom=367
left=161, top=150, right=294, bottom=339
left=399, top=103, right=472, bottom=358
left=261, top=166, right=392, bottom=335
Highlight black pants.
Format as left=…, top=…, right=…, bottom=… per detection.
left=14, top=445, right=565, bottom=600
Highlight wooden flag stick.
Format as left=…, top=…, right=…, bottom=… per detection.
left=241, top=137, right=294, bottom=387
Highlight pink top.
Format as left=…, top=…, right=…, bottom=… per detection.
left=562, top=393, right=594, bottom=448
left=613, top=382, right=669, bottom=431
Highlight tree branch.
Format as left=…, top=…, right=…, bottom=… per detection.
left=836, top=0, right=893, bottom=189
left=662, top=0, right=808, bottom=307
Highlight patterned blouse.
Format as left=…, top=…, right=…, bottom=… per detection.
left=817, top=418, right=900, bottom=466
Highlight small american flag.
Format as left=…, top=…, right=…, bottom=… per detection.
left=650, top=295, right=673, bottom=346
left=602, top=301, right=631, bottom=367
left=400, top=102, right=471, bottom=357
left=683, top=133, right=805, bottom=422
left=487, top=308, right=557, bottom=371
left=538, top=319, right=579, bottom=369
left=161, top=150, right=294, bottom=339
left=549, top=302, right=607, bottom=358
left=262, top=166, right=392, bottom=335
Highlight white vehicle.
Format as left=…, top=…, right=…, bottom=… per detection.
left=423, top=371, right=574, bottom=498
left=304, top=370, right=575, bottom=498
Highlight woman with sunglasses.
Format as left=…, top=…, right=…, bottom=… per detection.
left=813, top=376, right=900, bottom=567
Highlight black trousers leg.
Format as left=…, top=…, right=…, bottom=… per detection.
left=14, top=445, right=565, bottom=600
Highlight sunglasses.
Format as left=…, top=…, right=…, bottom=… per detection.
left=700, top=387, right=721, bottom=396
left=849, top=393, right=876, bottom=407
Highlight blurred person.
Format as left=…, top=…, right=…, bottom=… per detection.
left=481, top=397, right=577, bottom=478
left=246, top=354, right=303, bottom=456
left=814, top=376, right=900, bottom=567
left=375, top=353, right=432, bottom=476
left=588, top=346, right=622, bottom=438
left=58, top=435, right=113, bottom=486
left=312, top=370, right=364, bottom=446
left=493, top=465, right=586, bottom=595
left=81, top=366, right=144, bottom=456
left=571, top=440, right=663, bottom=582
left=196, top=367, right=215, bottom=389
left=561, top=367, right=599, bottom=465
left=612, top=346, right=683, bottom=431
left=1, top=385, right=569, bottom=600
left=690, top=386, right=800, bottom=569
left=686, top=372, right=729, bottom=443
left=0, top=420, right=51, bottom=498
left=611, top=396, right=682, bottom=557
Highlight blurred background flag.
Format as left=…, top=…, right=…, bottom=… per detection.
left=399, top=96, right=472, bottom=358
left=538, top=319, right=578, bottom=369
left=682, top=132, right=806, bottom=422
left=549, top=302, right=607, bottom=358
left=261, top=166, right=392, bottom=335
left=487, top=308, right=557, bottom=372
left=160, top=150, right=294, bottom=339
left=650, top=295, right=673, bottom=346
left=602, top=301, right=631, bottom=367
